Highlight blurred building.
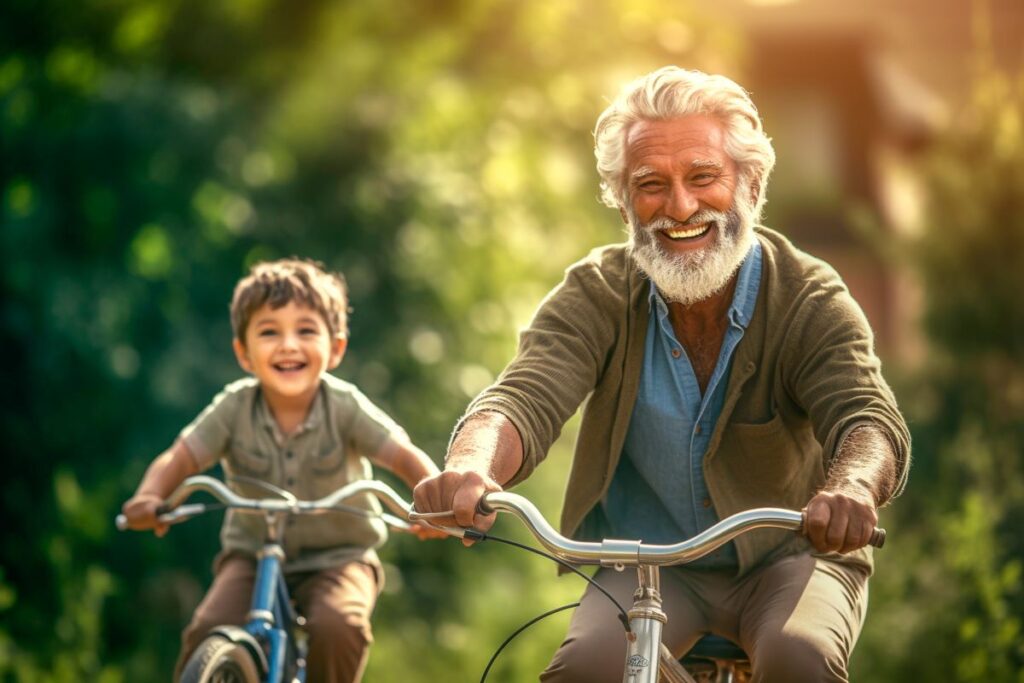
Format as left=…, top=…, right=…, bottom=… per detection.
left=706, top=0, right=1023, bottom=363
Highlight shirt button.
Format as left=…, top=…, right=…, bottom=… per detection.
left=286, top=451, right=294, bottom=459
left=671, top=348, right=681, bottom=359
left=702, top=498, right=712, bottom=508
left=287, top=477, right=295, bottom=487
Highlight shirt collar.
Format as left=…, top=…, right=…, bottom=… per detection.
left=728, top=239, right=762, bottom=329
left=258, top=379, right=326, bottom=444
left=647, top=239, right=762, bottom=330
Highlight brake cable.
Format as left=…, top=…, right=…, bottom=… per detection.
left=462, top=528, right=631, bottom=683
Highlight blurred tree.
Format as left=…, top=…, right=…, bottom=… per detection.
left=852, top=65, right=1024, bottom=681
left=0, top=1, right=736, bottom=681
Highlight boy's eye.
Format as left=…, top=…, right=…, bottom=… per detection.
left=299, top=327, right=318, bottom=336
left=258, top=329, right=278, bottom=337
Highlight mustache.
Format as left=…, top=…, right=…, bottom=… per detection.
left=638, top=209, right=729, bottom=233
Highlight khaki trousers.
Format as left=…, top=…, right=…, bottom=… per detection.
left=174, top=553, right=379, bottom=683
left=540, top=553, right=869, bottom=683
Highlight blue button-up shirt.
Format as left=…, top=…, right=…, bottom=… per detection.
left=603, top=241, right=762, bottom=568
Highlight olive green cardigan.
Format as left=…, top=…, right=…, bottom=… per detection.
left=459, top=227, right=910, bottom=575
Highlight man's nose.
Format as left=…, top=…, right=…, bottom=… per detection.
left=665, top=182, right=699, bottom=222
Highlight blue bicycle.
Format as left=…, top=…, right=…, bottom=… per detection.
left=116, top=475, right=427, bottom=683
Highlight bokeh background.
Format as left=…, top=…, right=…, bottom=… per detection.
left=2, top=0, right=1023, bottom=680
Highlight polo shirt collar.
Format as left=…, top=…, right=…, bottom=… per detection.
left=257, top=379, right=327, bottom=444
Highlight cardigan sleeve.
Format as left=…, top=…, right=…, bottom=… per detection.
left=781, top=261, right=911, bottom=501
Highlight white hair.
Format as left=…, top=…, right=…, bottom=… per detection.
left=594, top=66, right=776, bottom=219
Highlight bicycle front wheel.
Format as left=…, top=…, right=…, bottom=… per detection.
left=180, top=635, right=262, bottom=683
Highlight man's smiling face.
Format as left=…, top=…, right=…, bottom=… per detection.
left=624, top=115, right=755, bottom=305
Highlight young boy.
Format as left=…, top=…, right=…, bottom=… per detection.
left=121, top=258, right=442, bottom=683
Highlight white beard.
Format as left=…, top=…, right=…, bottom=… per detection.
left=626, top=190, right=756, bottom=306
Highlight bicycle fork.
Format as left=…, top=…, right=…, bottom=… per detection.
left=623, top=566, right=698, bottom=683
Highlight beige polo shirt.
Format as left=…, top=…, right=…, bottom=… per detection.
left=180, top=373, right=404, bottom=573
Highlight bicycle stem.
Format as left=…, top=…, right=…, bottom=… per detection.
left=623, top=565, right=668, bottom=683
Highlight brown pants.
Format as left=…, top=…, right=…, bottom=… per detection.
left=540, top=553, right=869, bottom=683
left=175, top=554, right=379, bottom=683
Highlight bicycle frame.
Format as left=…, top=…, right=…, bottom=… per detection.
left=244, top=516, right=305, bottom=683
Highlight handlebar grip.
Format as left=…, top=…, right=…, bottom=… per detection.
left=799, top=510, right=886, bottom=549
left=116, top=503, right=177, bottom=531
left=477, top=496, right=495, bottom=515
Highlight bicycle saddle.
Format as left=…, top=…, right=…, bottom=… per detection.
left=682, top=634, right=748, bottom=661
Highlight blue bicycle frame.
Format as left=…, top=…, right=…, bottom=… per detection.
left=243, top=542, right=305, bottom=683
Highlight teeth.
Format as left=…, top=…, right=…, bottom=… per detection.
left=664, top=223, right=711, bottom=240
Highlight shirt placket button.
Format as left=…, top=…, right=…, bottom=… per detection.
left=285, top=450, right=296, bottom=489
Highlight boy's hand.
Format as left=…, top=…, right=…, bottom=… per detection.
left=121, top=493, right=170, bottom=537
left=408, top=522, right=451, bottom=541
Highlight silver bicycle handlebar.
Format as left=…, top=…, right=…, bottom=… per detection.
left=116, top=475, right=464, bottom=536
left=475, top=491, right=883, bottom=567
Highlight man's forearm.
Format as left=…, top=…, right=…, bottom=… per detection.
left=446, top=411, right=524, bottom=487
left=825, top=424, right=899, bottom=506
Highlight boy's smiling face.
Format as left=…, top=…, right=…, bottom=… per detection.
left=233, top=301, right=346, bottom=407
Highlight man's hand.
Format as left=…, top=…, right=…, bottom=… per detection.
left=413, top=469, right=503, bottom=546
left=802, top=488, right=878, bottom=554
left=120, top=493, right=170, bottom=537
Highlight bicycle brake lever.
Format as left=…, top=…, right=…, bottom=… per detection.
left=115, top=503, right=208, bottom=531
left=407, top=509, right=480, bottom=540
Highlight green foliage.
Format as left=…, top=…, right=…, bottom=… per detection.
left=0, top=473, right=124, bottom=682
left=1, top=1, right=735, bottom=681
left=11, top=1, right=1021, bottom=680
left=852, top=66, right=1024, bottom=682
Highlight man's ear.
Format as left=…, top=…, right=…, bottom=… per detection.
left=748, top=175, right=762, bottom=210
left=327, top=336, right=348, bottom=370
left=232, top=338, right=253, bottom=373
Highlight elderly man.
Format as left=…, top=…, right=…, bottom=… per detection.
left=414, top=66, right=910, bottom=682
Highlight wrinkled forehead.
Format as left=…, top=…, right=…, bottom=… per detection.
left=625, top=116, right=734, bottom=170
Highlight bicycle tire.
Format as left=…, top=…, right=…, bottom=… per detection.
left=180, top=635, right=262, bottom=683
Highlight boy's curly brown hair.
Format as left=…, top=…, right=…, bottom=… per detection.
left=230, top=258, right=349, bottom=341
